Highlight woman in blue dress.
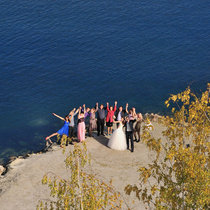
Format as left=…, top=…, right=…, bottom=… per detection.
left=45, top=113, right=73, bottom=141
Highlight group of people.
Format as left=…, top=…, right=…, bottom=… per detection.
left=45, top=101, right=143, bottom=152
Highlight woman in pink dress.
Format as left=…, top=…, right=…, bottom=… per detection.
left=106, top=101, right=117, bottom=135
left=77, top=106, right=86, bottom=142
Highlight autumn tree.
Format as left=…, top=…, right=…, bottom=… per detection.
left=125, top=84, right=210, bottom=209
left=37, top=142, right=122, bottom=210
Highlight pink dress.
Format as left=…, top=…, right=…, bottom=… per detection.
left=77, top=118, right=85, bottom=142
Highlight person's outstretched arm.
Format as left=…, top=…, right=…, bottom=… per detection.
left=83, top=104, right=86, bottom=114
left=78, top=107, right=81, bottom=119
left=132, top=107, right=137, bottom=117
left=95, top=102, right=99, bottom=111
left=74, top=108, right=79, bottom=115
left=52, top=113, right=65, bottom=121
left=114, top=101, right=117, bottom=112
left=107, top=102, right=109, bottom=111
left=125, top=103, right=129, bottom=114
left=68, top=108, right=76, bottom=116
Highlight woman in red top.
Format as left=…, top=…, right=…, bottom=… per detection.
left=106, top=101, right=117, bottom=135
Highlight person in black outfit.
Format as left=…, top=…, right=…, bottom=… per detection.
left=124, top=116, right=136, bottom=152
left=115, top=103, right=128, bottom=128
left=95, top=102, right=106, bottom=136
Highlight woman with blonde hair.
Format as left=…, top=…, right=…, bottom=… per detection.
left=134, top=113, right=143, bottom=142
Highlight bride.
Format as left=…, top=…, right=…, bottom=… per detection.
left=107, top=118, right=127, bottom=151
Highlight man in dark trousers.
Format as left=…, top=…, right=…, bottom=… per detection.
left=95, top=102, right=106, bottom=136
left=124, top=116, right=136, bottom=152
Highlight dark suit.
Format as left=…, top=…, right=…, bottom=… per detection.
left=96, top=106, right=107, bottom=135
left=124, top=119, right=136, bottom=152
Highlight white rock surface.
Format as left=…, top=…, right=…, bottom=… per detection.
left=0, top=165, right=6, bottom=175
left=0, top=122, right=165, bottom=210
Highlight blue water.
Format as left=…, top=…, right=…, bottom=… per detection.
left=0, top=0, right=209, bottom=164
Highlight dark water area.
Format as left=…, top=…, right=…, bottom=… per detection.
left=0, top=0, right=209, bottom=164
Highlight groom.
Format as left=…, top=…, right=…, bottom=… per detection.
left=124, top=116, right=136, bottom=152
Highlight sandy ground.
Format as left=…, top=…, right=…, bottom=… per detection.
left=0, top=122, right=164, bottom=210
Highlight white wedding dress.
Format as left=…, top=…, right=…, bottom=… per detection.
left=107, top=123, right=127, bottom=151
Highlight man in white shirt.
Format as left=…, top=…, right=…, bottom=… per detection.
left=124, top=116, right=136, bottom=152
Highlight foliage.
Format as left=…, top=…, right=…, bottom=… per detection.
left=37, top=142, right=122, bottom=210
left=125, top=84, right=210, bottom=209
left=56, top=134, right=71, bottom=147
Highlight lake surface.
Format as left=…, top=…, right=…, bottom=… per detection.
left=0, top=0, right=209, bottom=164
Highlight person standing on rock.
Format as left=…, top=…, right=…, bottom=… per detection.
left=125, top=103, right=137, bottom=119
left=134, top=113, right=143, bottom=142
left=45, top=113, right=73, bottom=143
left=89, top=108, right=97, bottom=137
left=124, top=116, right=136, bottom=152
left=106, top=101, right=117, bottom=135
left=95, top=102, right=106, bottom=136
left=68, top=107, right=79, bottom=140
left=107, top=118, right=127, bottom=151
left=77, top=105, right=86, bottom=142
left=115, top=103, right=128, bottom=128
